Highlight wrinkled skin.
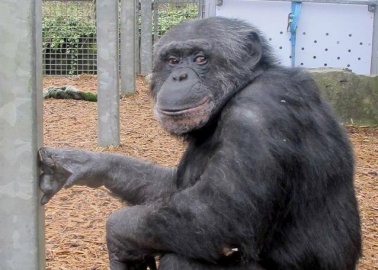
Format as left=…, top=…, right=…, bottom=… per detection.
left=39, top=17, right=361, bottom=270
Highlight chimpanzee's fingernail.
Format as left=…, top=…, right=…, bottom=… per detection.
left=64, top=181, right=74, bottom=188
left=41, top=194, right=51, bottom=205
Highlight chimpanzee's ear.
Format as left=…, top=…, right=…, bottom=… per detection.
left=245, top=31, right=262, bottom=68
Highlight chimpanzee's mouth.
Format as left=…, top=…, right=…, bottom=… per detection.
left=157, top=96, right=212, bottom=117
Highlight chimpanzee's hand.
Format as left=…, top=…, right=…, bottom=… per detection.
left=39, top=147, right=105, bottom=205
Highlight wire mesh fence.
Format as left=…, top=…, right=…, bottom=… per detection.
left=153, top=0, right=203, bottom=41
left=42, top=0, right=97, bottom=75
left=42, top=0, right=201, bottom=76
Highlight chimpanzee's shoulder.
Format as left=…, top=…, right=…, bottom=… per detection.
left=235, top=67, right=321, bottom=106
left=255, top=67, right=317, bottom=92
left=220, top=67, right=324, bottom=134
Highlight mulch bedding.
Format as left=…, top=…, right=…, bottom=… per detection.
left=42, top=75, right=377, bottom=270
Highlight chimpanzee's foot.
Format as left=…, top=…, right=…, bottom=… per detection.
left=109, top=256, right=156, bottom=270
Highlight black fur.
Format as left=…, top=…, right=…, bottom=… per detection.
left=39, top=17, right=361, bottom=270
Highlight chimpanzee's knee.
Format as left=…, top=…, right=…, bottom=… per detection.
left=158, top=254, right=192, bottom=270
left=158, top=253, right=266, bottom=270
left=106, top=207, right=154, bottom=269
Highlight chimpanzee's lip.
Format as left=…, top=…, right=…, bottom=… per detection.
left=157, top=96, right=211, bottom=116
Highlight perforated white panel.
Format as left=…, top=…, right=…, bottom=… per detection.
left=216, top=0, right=374, bottom=74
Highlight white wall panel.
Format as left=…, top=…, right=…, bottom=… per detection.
left=216, top=0, right=374, bottom=74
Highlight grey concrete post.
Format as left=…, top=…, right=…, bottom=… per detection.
left=371, top=5, right=378, bottom=74
left=97, top=0, right=120, bottom=146
left=135, top=5, right=141, bottom=74
left=153, top=0, right=160, bottom=42
left=140, top=0, right=153, bottom=75
left=0, top=0, right=45, bottom=269
left=199, top=0, right=206, bottom=18
left=121, top=0, right=136, bottom=95
left=203, top=0, right=217, bottom=17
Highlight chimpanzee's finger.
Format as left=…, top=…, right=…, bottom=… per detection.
left=64, top=173, right=81, bottom=188
left=39, top=147, right=56, bottom=174
left=39, top=147, right=73, bottom=176
left=41, top=193, right=54, bottom=205
left=39, top=173, right=65, bottom=194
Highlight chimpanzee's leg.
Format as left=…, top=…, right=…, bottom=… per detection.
left=157, top=254, right=192, bottom=270
left=106, top=205, right=266, bottom=270
left=109, top=256, right=156, bottom=270
left=106, top=206, right=159, bottom=270
left=158, top=253, right=267, bottom=270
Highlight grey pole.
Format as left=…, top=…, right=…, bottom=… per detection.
left=371, top=5, right=378, bottom=74
left=140, top=0, right=153, bottom=75
left=0, top=0, right=45, bottom=269
left=97, top=0, right=120, bottom=146
left=135, top=4, right=141, bottom=74
left=154, top=0, right=160, bottom=43
left=121, top=0, right=136, bottom=95
left=203, top=0, right=217, bottom=17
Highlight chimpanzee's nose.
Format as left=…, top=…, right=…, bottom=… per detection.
left=172, top=70, right=188, bottom=81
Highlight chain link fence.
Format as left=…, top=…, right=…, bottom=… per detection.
left=42, top=0, right=202, bottom=75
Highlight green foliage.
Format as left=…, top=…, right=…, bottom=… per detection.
left=157, top=5, right=199, bottom=36
left=42, top=3, right=96, bottom=75
left=43, top=16, right=96, bottom=51
left=42, top=2, right=198, bottom=75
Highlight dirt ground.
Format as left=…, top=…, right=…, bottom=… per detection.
left=42, top=75, right=377, bottom=270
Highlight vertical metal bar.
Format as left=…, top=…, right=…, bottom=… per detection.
left=140, top=0, right=153, bottom=75
left=199, top=0, right=204, bottom=18
left=121, top=0, right=136, bottom=95
left=135, top=1, right=141, bottom=74
left=97, top=0, right=120, bottom=146
left=154, top=0, right=160, bottom=42
left=0, top=0, right=45, bottom=269
left=371, top=5, right=378, bottom=74
left=203, top=0, right=217, bottom=17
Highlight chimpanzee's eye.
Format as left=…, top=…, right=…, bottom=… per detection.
left=167, top=56, right=179, bottom=66
left=194, top=55, right=208, bottom=65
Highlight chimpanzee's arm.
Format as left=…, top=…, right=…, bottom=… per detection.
left=104, top=127, right=280, bottom=267
left=39, top=147, right=177, bottom=205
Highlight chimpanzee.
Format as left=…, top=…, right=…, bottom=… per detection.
left=39, top=17, right=361, bottom=270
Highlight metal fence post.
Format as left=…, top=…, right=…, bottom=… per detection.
left=135, top=2, right=141, bottom=74
left=371, top=5, right=378, bottom=74
left=97, top=0, right=120, bottom=146
left=140, top=0, right=153, bottom=75
left=199, top=0, right=205, bottom=17
left=203, top=0, right=217, bottom=17
left=154, top=0, right=160, bottom=42
left=121, top=0, right=136, bottom=95
left=0, top=0, right=45, bottom=269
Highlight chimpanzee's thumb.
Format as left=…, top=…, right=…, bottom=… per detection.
left=64, top=173, right=81, bottom=188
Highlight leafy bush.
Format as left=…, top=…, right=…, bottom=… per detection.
left=42, top=13, right=96, bottom=74
left=42, top=3, right=198, bottom=75
left=157, top=5, right=199, bottom=36
left=43, top=16, right=96, bottom=51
